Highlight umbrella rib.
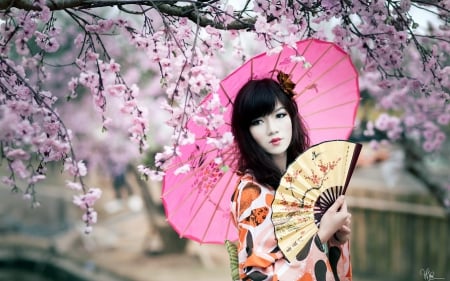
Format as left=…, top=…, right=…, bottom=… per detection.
left=179, top=170, right=234, bottom=241
left=301, top=99, right=359, bottom=118
left=162, top=166, right=199, bottom=197
left=201, top=169, right=237, bottom=243
left=296, top=55, right=349, bottom=97
left=301, top=38, right=315, bottom=55
left=162, top=147, right=209, bottom=172
left=293, top=44, right=334, bottom=86
left=179, top=183, right=216, bottom=240
left=224, top=211, right=237, bottom=243
left=164, top=176, right=202, bottom=228
left=220, top=82, right=234, bottom=106
left=163, top=140, right=233, bottom=171
left=296, top=75, right=357, bottom=109
left=163, top=160, right=217, bottom=199
left=163, top=144, right=235, bottom=176
left=251, top=58, right=254, bottom=79
left=285, top=39, right=314, bottom=77
left=165, top=178, right=233, bottom=232
left=287, top=62, right=299, bottom=77
left=308, top=125, right=355, bottom=131
left=175, top=150, right=237, bottom=239
left=269, top=50, right=283, bottom=79
left=162, top=146, right=236, bottom=197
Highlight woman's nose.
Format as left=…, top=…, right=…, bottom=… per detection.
left=266, top=118, right=278, bottom=135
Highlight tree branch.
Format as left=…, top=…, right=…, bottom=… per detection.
left=403, top=140, right=450, bottom=216
left=0, top=0, right=255, bottom=30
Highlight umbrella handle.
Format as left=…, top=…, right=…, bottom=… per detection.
left=225, top=240, right=239, bottom=281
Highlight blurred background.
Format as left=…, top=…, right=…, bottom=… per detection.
left=0, top=139, right=449, bottom=281
left=1, top=3, right=449, bottom=281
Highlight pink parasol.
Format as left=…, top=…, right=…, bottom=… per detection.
left=161, top=38, right=360, bottom=244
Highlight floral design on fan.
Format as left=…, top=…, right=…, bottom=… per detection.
left=295, top=156, right=343, bottom=208
left=284, top=168, right=302, bottom=184
left=279, top=192, right=302, bottom=209
left=274, top=189, right=313, bottom=227
left=304, top=157, right=342, bottom=186
left=317, top=158, right=341, bottom=173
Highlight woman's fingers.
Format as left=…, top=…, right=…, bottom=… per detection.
left=334, top=220, right=352, bottom=243
left=328, top=195, right=345, bottom=212
left=340, top=199, right=348, bottom=212
left=318, top=196, right=352, bottom=242
left=339, top=225, right=351, bottom=234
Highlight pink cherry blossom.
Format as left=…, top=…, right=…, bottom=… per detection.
left=6, top=149, right=30, bottom=160
left=174, top=164, right=191, bottom=175
left=23, top=193, right=33, bottom=201
left=15, top=38, right=30, bottom=55
left=73, top=188, right=102, bottom=210
left=82, top=208, right=98, bottom=224
left=108, top=59, right=121, bottom=73
left=1, top=0, right=449, bottom=229
left=1, top=177, right=14, bottom=188
left=179, top=131, right=195, bottom=146
left=106, top=84, right=126, bottom=97
left=66, top=180, right=83, bottom=191
left=29, top=174, right=46, bottom=184
left=11, top=159, right=30, bottom=179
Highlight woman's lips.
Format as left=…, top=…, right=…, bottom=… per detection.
left=270, top=138, right=282, bottom=145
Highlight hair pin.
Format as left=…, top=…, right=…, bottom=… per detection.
left=276, top=71, right=296, bottom=99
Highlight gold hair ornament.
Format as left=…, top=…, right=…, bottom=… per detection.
left=276, top=71, right=296, bottom=99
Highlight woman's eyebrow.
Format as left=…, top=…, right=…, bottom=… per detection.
left=274, top=106, right=286, bottom=112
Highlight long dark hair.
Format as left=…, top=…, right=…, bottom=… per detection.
left=231, top=78, right=310, bottom=188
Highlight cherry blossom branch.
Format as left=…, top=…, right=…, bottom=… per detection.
left=1, top=0, right=256, bottom=29
left=0, top=56, right=95, bottom=219
left=1, top=0, right=449, bottom=228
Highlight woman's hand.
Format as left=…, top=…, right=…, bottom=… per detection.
left=317, top=195, right=351, bottom=243
left=333, top=224, right=351, bottom=244
left=332, top=197, right=351, bottom=244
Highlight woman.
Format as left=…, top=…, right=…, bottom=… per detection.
left=230, top=78, right=352, bottom=281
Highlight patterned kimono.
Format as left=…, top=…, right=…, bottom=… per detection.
left=231, top=174, right=352, bottom=281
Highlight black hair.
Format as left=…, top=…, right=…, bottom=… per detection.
left=231, top=78, right=310, bottom=188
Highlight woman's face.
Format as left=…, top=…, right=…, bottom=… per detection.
left=249, top=100, right=293, bottom=158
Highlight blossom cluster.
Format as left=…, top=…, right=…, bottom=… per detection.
left=0, top=2, right=150, bottom=232
left=1, top=0, right=449, bottom=228
left=252, top=0, right=449, bottom=152
left=138, top=0, right=449, bottom=182
left=119, top=16, right=232, bottom=180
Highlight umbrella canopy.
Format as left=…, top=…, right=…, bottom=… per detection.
left=162, top=38, right=360, bottom=244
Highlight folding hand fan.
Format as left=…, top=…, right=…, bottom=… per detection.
left=272, top=140, right=362, bottom=262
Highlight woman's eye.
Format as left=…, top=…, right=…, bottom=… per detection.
left=276, top=112, right=287, bottom=118
left=250, top=119, right=262, bottom=126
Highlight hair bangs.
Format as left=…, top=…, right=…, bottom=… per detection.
left=241, top=81, right=279, bottom=126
